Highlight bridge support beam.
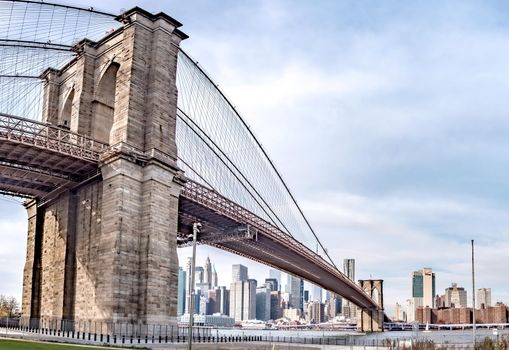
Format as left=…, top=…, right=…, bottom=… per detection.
left=357, top=279, right=385, bottom=332
left=21, top=7, right=188, bottom=328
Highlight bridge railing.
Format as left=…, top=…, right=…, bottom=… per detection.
left=181, top=180, right=378, bottom=310
left=0, top=112, right=108, bottom=161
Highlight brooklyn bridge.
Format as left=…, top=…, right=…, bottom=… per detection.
left=0, top=1, right=384, bottom=332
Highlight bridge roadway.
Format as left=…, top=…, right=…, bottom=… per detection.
left=0, top=112, right=379, bottom=311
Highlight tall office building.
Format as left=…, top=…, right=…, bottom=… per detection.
left=477, top=288, right=492, bottom=309
left=185, top=257, right=192, bottom=313
left=343, top=259, right=355, bottom=281
left=269, top=269, right=281, bottom=289
left=328, top=293, right=342, bottom=318
left=444, top=283, right=467, bottom=308
left=232, top=264, right=248, bottom=282
left=216, top=286, right=230, bottom=315
left=212, top=265, right=218, bottom=289
left=270, top=291, right=282, bottom=320
left=412, top=268, right=436, bottom=308
left=229, top=279, right=256, bottom=321
left=343, top=258, right=355, bottom=318
left=243, top=279, right=257, bottom=320
left=312, top=284, right=322, bottom=302
left=177, top=267, right=186, bottom=316
left=287, top=274, right=302, bottom=310
left=195, top=266, right=204, bottom=286
left=265, top=278, right=278, bottom=292
left=256, top=285, right=271, bottom=321
left=204, top=257, right=212, bottom=289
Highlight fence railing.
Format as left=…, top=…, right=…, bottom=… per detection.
left=0, top=112, right=108, bottom=162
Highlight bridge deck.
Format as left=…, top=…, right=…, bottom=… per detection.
left=178, top=181, right=377, bottom=310
left=0, top=113, right=378, bottom=311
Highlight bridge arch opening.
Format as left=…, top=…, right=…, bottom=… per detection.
left=60, top=88, right=74, bottom=129
left=372, top=287, right=379, bottom=306
left=92, top=62, right=120, bottom=143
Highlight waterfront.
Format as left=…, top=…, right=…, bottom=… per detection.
left=217, top=328, right=509, bottom=344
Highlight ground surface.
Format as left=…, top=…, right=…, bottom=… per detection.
left=0, top=338, right=128, bottom=350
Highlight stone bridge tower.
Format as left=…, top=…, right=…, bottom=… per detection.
left=21, top=7, right=187, bottom=327
left=357, top=279, right=385, bottom=332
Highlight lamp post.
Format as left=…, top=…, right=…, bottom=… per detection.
left=471, top=239, right=476, bottom=347
left=187, top=222, right=201, bottom=350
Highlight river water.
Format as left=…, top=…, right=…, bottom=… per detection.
left=217, top=328, right=509, bottom=344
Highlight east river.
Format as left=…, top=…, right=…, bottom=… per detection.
left=216, top=328, right=509, bottom=344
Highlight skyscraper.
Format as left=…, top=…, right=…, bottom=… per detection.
left=444, top=283, right=467, bottom=308
left=256, top=285, right=271, bottom=321
left=185, top=257, right=192, bottom=313
left=477, top=288, right=492, bottom=309
left=269, top=269, right=281, bottom=289
left=265, top=278, right=278, bottom=292
left=412, top=268, right=435, bottom=308
left=204, top=256, right=212, bottom=289
left=212, top=265, right=218, bottom=289
left=216, top=286, right=230, bottom=316
left=177, top=267, right=186, bottom=316
left=343, top=258, right=355, bottom=318
left=229, top=279, right=256, bottom=321
left=287, top=274, right=302, bottom=310
left=312, top=284, right=322, bottom=302
left=232, top=264, right=248, bottom=282
left=343, top=259, right=355, bottom=281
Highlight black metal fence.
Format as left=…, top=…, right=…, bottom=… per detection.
left=0, top=317, right=356, bottom=346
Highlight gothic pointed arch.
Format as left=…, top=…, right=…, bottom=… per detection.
left=92, top=62, right=120, bottom=143
left=60, top=88, right=74, bottom=128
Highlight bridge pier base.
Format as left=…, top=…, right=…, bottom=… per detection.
left=357, top=279, right=385, bottom=332
left=20, top=7, right=188, bottom=328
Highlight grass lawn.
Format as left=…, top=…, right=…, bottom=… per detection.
left=0, top=338, right=125, bottom=350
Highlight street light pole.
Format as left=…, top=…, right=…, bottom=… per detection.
left=471, top=239, right=476, bottom=347
left=187, top=222, right=201, bottom=350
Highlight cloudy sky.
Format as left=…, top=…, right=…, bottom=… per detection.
left=2, top=0, right=509, bottom=316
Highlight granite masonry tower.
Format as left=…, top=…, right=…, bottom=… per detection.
left=21, top=7, right=188, bottom=327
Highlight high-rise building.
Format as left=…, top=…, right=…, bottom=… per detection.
left=307, top=301, right=324, bottom=323
left=232, top=264, right=248, bottom=282
left=444, top=283, right=467, bottom=308
left=328, top=293, right=342, bottom=319
left=343, top=258, right=355, bottom=318
left=230, top=281, right=244, bottom=321
left=265, top=278, right=278, bottom=292
left=343, top=259, right=355, bottom=281
left=269, top=269, right=281, bottom=289
left=204, top=257, right=212, bottom=289
left=477, top=288, right=491, bottom=309
left=177, top=267, right=186, bottom=316
left=394, top=302, right=402, bottom=322
left=304, top=290, right=309, bottom=303
left=195, top=266, right=204, bottom=285
left=212, top=265, right=218, bottom=289
left=412, top=268, right=435, bottom=308
left=216, top=286, right=230, bottom=316
left=229, top=279, right=256, bottom=321
left=287, top=274, right=302, bottom=310
left=256, top=285, right=271, bottom=321
left=270, top=291, right=282, bottom=320
left=312, top=284, right=322, bottom=302
left=185, top=257, right=192, bottom=313
left=243, top=279, right=257, bottom=320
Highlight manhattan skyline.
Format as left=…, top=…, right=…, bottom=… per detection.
left=1, top=0, right=509, bottom=313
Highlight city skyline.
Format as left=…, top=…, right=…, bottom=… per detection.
left=1, top=0, right=509, bottom=314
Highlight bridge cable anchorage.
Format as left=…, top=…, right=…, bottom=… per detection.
left=176, top=108, right=295, bottom=238
left=177, top=48, right=338, bottom=271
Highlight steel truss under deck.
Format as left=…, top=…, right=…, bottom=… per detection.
left=0, top=112, right=107, bottom=197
